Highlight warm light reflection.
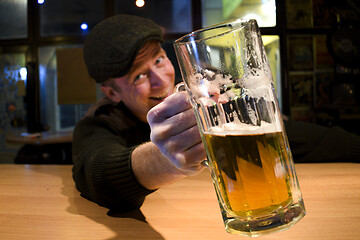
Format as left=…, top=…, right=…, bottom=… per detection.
left=136, top=0, right=145, bottom=8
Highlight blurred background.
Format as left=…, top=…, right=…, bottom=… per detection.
left=0, top=0, right=359, bottom=163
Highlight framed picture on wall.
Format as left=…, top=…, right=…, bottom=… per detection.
left=313, top=0, right=360, bottom=28
left=289, top=73, right=314, bottom=107
left=315, top=35, right=334, bottom=70
left=312, top=0, right=334, bottom=28
left=315, top=72, right=334, bottom=108
left=285, top=0, right=312, bottom=29
left=288, top=36, right=314, bottom=71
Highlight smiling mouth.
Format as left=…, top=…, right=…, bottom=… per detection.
left=149, top=91, right=170, bottom=101
left=149, top=96, right=167, bottom=101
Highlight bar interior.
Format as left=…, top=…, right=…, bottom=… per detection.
left=0, top=0, right=359, bottom=239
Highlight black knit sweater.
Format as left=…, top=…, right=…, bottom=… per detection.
left=72, top=97, right=155, bottom=213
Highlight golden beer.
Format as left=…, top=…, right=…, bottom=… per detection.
left=203, top=128, right=304, bottom=235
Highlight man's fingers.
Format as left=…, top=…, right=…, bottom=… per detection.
left=147, top=92, right=191, bottom=123
left=166, top=124, right=202, bottom=151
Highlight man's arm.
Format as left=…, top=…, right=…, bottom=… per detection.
left=132, top=92, right=207, bottom=190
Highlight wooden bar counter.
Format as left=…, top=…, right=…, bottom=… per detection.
left=0, top=163, right=359, bottom=239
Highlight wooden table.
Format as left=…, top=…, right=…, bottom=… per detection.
left=0, top=163, right=359, bottom=240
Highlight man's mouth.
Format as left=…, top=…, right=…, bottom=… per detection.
left=149, top=96, right=165, bottom=101
left=149, top=90, right=171, bottom=101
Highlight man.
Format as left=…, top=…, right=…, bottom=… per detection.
left=73, top=14, right=360, bottom=215
left=72, top=14, right=206, bottom=213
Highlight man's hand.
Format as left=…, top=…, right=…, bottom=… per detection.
left=147, top=92, right=206, bottom=176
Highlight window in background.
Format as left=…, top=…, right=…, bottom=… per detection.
left=263, top=35, right=281, bottom=109
left=38, top=46, right=102, bottom=132
left=201, top=0, right=281, bottom=109
left=115, top=0, right=192, bottom=34
left=0, top=0, right=27, bottom=40
left=202, top=0, right=276, bottom=28
left=39, top=0, right=105, bottom=37
left=0, top=51, right=27, bottom=162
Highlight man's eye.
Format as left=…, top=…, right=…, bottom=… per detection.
left=155, top=56, right=164, bottom=65
left=134, top=73, right=147, bottom=83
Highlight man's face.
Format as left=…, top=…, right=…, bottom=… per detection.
left=109, top=42, right=175, bottom=122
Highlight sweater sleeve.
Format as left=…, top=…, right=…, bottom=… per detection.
left=72, top=117, right=155, bottom=213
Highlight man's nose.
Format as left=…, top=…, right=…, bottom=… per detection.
left=149, top=68, right=166, bottom=87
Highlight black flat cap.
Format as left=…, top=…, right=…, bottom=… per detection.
left=84, top=14, right=164, bottom=83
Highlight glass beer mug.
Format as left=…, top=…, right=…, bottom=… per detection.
left=174, top=19, right=306, bottom=237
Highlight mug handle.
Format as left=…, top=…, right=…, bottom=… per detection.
left=174, top=82, right=186, bottom=92
left=174, top=82, right=210, bottom=168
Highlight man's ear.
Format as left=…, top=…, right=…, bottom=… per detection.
left=100, top=85, right=122, bottom=103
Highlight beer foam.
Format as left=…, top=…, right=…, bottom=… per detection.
left=240, top=73, right=273, bottom=92
left=189, top=69, right=274, bottom=102
left=205, top=120, right=282, bottom=136
left=238, top=74, right=275, bottom=101
left=189, top=72, right=233, bottom=99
